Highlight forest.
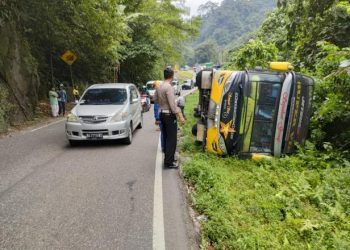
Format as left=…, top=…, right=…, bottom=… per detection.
left=186, top=0, right=276, bottom=65
left=0, top=0, right=199, bottom=130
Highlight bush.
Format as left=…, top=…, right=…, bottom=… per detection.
left=226, top=39, right=278, bottom=70
left=180, top=90, right=350, bottom=249
left=183, top=150, right=350, bottom=249
left=311, top=42, right=350, bottom=152
left=0, top=85, right=13, bottom=132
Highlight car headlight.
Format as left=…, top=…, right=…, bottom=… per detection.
left=110, top=112, right=128, bottom=122
left=67, top=113, right=80, bottom=123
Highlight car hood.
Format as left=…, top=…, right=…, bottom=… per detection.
left=72, top=105, right=125, bottom=117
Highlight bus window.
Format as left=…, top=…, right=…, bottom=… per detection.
left=249, top=82, right=282, bottom=153
left=250, top=121, right=274, bottom=153
left=250, top=72, right=285, bottom=83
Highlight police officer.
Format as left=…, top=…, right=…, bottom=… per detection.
left=154, top=68, right=185, bottom=168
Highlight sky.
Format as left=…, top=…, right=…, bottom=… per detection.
left=186, top=0, right=222, bottom=16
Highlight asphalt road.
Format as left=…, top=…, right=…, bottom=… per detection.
left=0, top=101, right=197, bottom=249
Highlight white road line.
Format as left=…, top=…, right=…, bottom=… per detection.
left=30, top=118, right=65, bottom=132
left=153, top=136, right=165, bottom=250
left=152, top=88, right=197, bottom=249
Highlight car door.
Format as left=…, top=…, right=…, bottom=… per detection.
left=129, top=86, right=140, bottom=128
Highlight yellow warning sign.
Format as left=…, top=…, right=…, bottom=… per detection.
left=60, top=50, right=77, bottom=65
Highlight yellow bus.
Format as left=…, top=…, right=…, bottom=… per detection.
left=192, top=62, right=314, bottom=158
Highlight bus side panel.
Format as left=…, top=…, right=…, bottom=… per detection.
left=283, top=72, right=297, bottom=153
left=298, top=76, right=314, bottom=143
left=284, top=74, right=314, bottom=153
left=274, top=73, right=293, bottom=157
left=206, top=70, right=234, bottom=155
left=219, top=72, right=244, bottom=155
left=284, top=74, right=314, bottom=154
left=210, top=71, right=233, bottom=104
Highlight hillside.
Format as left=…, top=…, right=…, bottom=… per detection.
left=197, top=0, right=276, bottom=48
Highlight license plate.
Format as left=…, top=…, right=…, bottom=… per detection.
left=86, top=133, right=103, bottom=139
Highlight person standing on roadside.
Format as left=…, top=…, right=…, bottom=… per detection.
left=72, top=86, right=80, bottom=103
left=154, top=68, right=186, bottom=168
left=49, top=87, right=59, bottom=117
left=58, top=84, right=67, bottom=116
left=176, top=92, right=186, bottom=119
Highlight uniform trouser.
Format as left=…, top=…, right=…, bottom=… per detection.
left=160, top=113, right=177, bottom=166
left=159, top=122, right=165, bottom=152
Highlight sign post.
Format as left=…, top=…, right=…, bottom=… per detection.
left=60, top=50, right=78, bottom=86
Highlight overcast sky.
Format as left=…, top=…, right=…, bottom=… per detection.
left=186, top=0, right=222, bottom=16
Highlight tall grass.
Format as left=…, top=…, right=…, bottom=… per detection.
left=180, top=92, right=350, bottom=249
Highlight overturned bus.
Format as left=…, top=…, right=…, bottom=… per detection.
left=192, top=62, right=314, bottom=158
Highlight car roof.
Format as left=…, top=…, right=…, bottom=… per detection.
left=88, top=83, right=135, bottom=89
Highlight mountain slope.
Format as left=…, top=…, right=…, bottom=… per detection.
left=197, top=0, right=276, bottom=48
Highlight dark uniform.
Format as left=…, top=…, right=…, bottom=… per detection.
left=153, top=80, right=181, bottom=168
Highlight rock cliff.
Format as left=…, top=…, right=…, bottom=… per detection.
left=0, top=22, right=40, bottom=130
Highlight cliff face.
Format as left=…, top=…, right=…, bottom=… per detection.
left=0, top=22, right=40, bottom=129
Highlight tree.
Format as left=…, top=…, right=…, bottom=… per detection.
left=194, top=40, right=219, bottom=64
left=0, top=0, right=200, bottom=128
left=259, top=0, right=350, bottom=69
left=227, top=39, right=278, bottom=70
left=311, top=42, right=350, bottom=150
left=119, top=0, right=200, bottom=83
left=195, top=0, right=276, bottom=47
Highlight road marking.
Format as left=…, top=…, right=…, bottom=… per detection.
left=152, top=88, right=196, bottom=249
left=153, top=136, right=165, bottom=250
left=30, top=118, right=65, bottom=132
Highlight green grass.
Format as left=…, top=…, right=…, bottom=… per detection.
left=180, top=92, right=350, bottom=249
left=177, top=70, right=194, bottom=82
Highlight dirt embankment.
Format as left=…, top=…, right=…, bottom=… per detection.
left=0, top=22, right=40, bottom=131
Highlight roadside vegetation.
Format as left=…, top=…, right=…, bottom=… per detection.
left=181, top=93, right=350, bottom=249
left=0, top=86, right=13, bottom=132
left=177, top=70, right=194, bottom=82
left=181, top=1, right=349, bottom=248
left=186, top=0, right=276, bottom=65
left=0, top=0, right=200, bottom=130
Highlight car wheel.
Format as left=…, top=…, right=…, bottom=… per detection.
left=123, top=123, right=133, bottom=145
left=137, top=114, right=143, bottom=129
left=69, top=140, right=79, bottom=147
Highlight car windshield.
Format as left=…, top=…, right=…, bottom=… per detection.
left=80, top=88, right=127, bottom=105
left=146, top=83, right=154, bottom=90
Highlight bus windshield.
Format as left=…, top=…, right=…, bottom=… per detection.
left=242, top=73, right=283, bottom=154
